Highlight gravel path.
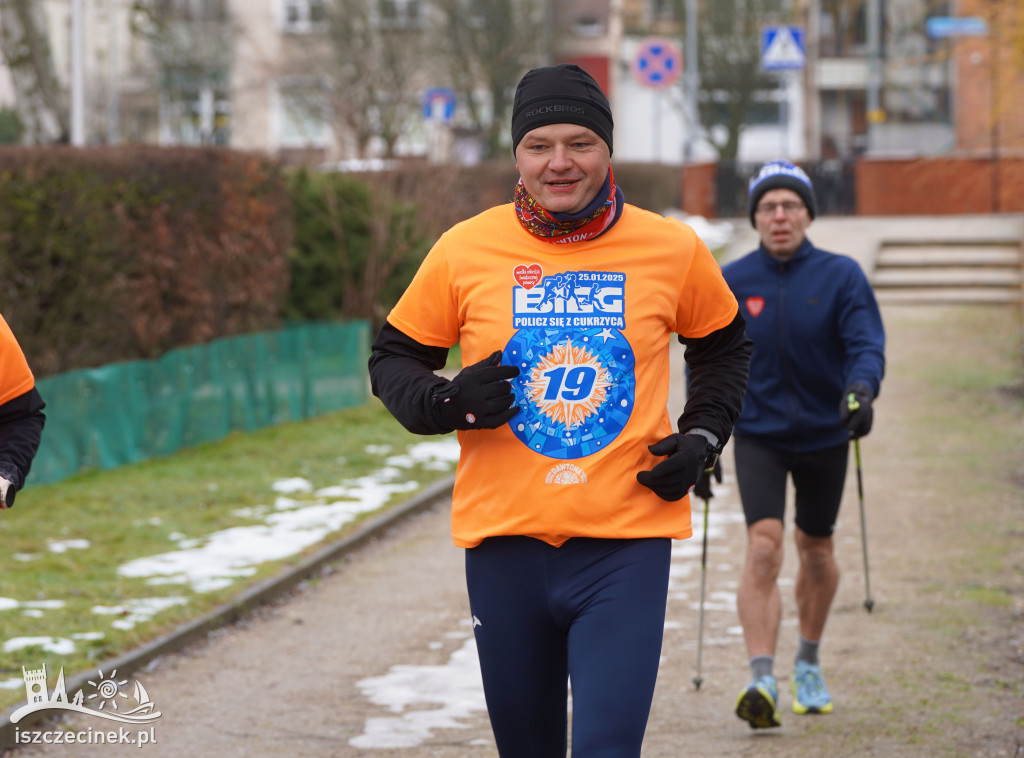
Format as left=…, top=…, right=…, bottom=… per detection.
left=9, top=302, right=1023, bottom=758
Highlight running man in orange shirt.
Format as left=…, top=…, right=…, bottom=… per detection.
left=369, top=64, right=751, bottom=756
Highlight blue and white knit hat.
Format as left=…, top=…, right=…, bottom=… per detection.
left=747, top=160, right=817, bottom=227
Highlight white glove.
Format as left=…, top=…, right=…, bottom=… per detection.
left=0, top=477, right=12, bottom=510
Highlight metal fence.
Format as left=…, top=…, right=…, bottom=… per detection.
left=715, top=160, right=858, bottom=217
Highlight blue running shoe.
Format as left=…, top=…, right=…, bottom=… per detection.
left=791, top=660, right=833, bottom=714
left=734, top=674, right=781, bottom=729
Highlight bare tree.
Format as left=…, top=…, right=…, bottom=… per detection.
left=676, top=0, right=778, bottom=160
left=430, top=0, right=547, bottom=159
left=0, top=0, right=68, bottom=143
left=130, top=0, right=235, bottom=145
left=324, top=0, right=431, bottom=158
left=289, top=0, right=544, bottom=161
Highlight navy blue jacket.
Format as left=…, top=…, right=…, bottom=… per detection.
left=722, top=238, right=885, bottom=452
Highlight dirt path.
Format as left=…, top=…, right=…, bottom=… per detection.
left=10, top=303, right=1023, bottom=758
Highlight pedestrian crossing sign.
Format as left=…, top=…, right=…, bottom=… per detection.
left=761, top=26, right=806, bottom=71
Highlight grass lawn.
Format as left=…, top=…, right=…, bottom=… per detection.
left=0, top=399, right=456, bottom=712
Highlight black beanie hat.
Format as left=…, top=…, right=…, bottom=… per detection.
left=747, top=160, right=817, bottom=227
left=511, top=64, right=613, bottom=155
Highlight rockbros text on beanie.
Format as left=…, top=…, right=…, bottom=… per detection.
left=511, top=64, right=614, bottom=154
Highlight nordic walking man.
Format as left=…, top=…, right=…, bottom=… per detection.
left=720, top=161, right=885, bottom=728
left=0, top=313, right=46, bottom=510
left=369, top=64, right=750, bottom=756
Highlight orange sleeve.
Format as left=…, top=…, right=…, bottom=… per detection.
left=0, top=315, right=35, bottom=406
left=386, top=238, right=462, bottom=348
left=676, top=234, right=739, bottom=338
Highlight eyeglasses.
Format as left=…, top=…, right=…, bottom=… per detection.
left=755, top=200, right=805, bottom=216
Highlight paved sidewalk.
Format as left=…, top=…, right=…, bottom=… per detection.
left=719, top=212, right=1024, bottom=269
left=6, top=214, right=1022, bottom=757
left=12, top=294, right=1024, bottom=757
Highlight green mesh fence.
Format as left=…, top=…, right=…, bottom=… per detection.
left=29, top=321, right=370, bottom=486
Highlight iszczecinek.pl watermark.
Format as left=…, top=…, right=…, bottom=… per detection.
left=15, top=726, right=156, bottom=747
left=10, top=663, right=161, bottom=747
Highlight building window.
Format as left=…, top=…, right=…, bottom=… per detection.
left=279, top=0, right=327, bottom=34
left=275, top=79, right=331, bottom=148
left=152, top=0, right=227, bottom=21
left=159, top=76, right=231, bottom=146
left=572, top=16, right=604, bottom=37
left=819, top=0, right=869, bottom=58
left=649, top=0, right=675, bottom=23
left=377, top=0, right=423, bottom=28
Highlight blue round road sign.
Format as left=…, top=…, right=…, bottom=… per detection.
left=632, top=37, right=683, bottom=89
left=422, top=88, right=456, bottom=122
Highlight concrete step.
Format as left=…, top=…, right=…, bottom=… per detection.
left=873, top=267, right=1022, bottom=288
left=871, top=240, right=1023, bottom=306
left=876, top=246, right=1021, bottom=268
left=875, top=288, right=1022, bottom=305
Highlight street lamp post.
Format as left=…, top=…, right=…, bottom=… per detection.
left=989, top=0, right=1000, bottom=212
left=70, top=0, right=85, bottom=146
left=865, top=0, right=883, bottom=152
left=683, top=0, right=698, bottom=161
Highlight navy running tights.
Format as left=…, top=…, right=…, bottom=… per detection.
left=465, top=536, right=671, bottom=757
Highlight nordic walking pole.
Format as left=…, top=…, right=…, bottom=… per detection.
left=693, top=494, right=710, bottom=690
left=848, top=393, right=875, bottom=613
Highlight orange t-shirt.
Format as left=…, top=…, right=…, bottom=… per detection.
left=0, top=315, right=34, bottom=407
left=387, top=203, right=738, bottom=547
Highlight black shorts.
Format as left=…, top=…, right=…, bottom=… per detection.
left=733, top=436, right=849, bottom=537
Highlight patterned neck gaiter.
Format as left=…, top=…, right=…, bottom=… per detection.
left=514, top=168, right=618, bottom=244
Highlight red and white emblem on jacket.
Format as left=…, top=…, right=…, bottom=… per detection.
left=745, top=296, right=765, bottom=317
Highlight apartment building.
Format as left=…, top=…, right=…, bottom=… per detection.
left=2, top=0, right=1018, bottom=163
left=0, top=0, right=151, bottom=144
left=618, top=0, right=1022, bottom=162
left=950, top=0, right=1024, bottom=156
left=0, top=0, right=432, bottom=161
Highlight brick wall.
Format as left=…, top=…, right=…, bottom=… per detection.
left=679, top=158, right=1024, bottom=216
left=855, top=158, right=1024, bottom=215
left=953, top=0, right=1024, bottom=154
left=680, top=162, right=717, bottom=217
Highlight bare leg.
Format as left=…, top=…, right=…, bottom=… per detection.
left=737, top=518, right=785, bottom=658
left=794, top=526, right=839, bottom=642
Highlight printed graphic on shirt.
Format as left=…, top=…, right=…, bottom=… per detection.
left=745, top=296, right=765, bottom=317
left=545, top=462, right=588, bottom=484
left=512, top=263, right=543, bottom=290
left=505, top=269, right=635, bottom=460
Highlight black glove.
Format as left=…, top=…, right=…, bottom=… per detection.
left=839, top=382, right=874, bottom=439
left=636, top=433, right=717, bottom=502
left=691, top=456, right=722, bottom=501
left=432, top=351, right=520, bottom=431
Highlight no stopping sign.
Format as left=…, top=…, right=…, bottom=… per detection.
left=632, top=37, right=683, bottom=89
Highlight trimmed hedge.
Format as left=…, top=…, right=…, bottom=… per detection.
left=0, top=151, right=680, bottom=378
left=321, top=160, right=682, bottom=323
left=284, top=168, right=433, bottom=327
left=353, top=160, right=681, bottom=232
left=0, top=147, right=292, bottom=377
